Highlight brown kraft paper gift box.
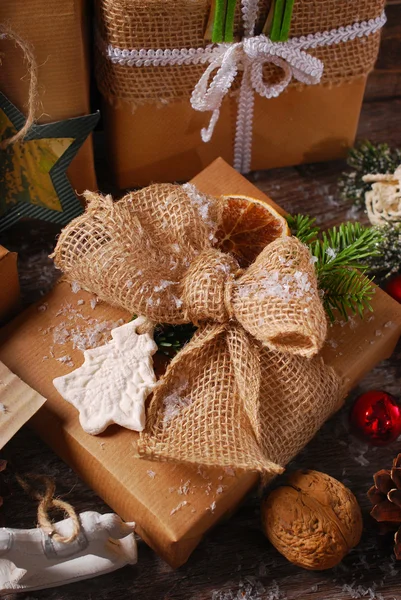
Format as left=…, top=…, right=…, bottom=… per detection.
left=0, top=246, right=20, bottom=325
left=0, top=159, right=401, bottom=567
left=0, top=0, right=97, bottom=194
left=95, top=0, right=385, bottom=188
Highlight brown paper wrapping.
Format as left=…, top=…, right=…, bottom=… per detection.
left=103, top=80, right=367, bottom=189
left=0, top=159, right=401, bottom=567
left=0, top=362, right=46, bottom=450
left=0, top=0, right=97, bottom=194
left=0, top=246, right=20, bottom=325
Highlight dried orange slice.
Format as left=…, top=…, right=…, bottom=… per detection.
left=214, top=194, right=290, bottom=267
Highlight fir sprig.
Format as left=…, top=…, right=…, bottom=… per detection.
left=287, top=216, right=382, bottom=322
left=339, top=141, right=401, bottom=207
left=286, top=214, right=319, bottom=244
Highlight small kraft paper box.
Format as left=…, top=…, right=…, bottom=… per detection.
left=95, top=0, right=386, bottom=188
left=1, top=159, right=401, bottom=567
left=0, top=246, right=20, bottom=325
left=0, top=0, right=97, bottom=194
left=0, top=362, right=46, bottom=450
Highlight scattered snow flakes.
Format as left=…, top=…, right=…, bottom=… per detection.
left=238, top=270, right=313, bottom=303
left=77, top=299, right=85, bottom=306
left=224, top=467, right=236, bottom=477
left=209, top=501, right=216, bottom=513
left=0, top=403, right=6, bottom=413
left=326, top=338, right=338, bottom=349
left=71, top=281, right=81, bottom=294
left=384, top=321, right=394, bottom=329
left=90, top=297, right=97, bottom=310
left=340, top=582, right=384, bottom=600
left=216, top=485, right=226, bottom=494
left=126, top=280, right=133, bottom=289
left=170, top=500, right=188, bottom=516
left=182, top=182, right=216, bottom=235
left=349, top=439, right=370, bottom=467
left=56, top=355, right=74, bottom=367
left=375, top=329, right=382, bottom=337
left=163, top=379, right=191, bottom=424
left=326, top=247, right=337, bottom=261
left=147, top=470, right=156, bottom=479
left=37, top=302, right=48, bottom=312
left=212, top=579, right=285, bottom=600
left=154, top=280, right=177, bottom=293
left=178, top=480, right=191, bottom=495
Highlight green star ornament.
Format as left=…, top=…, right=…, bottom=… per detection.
left=0, top=92, right=100, bottom=232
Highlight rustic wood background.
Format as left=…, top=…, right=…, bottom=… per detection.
left=1, top=4, right=401, bottom=599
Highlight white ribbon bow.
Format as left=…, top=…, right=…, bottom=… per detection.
left=190, top=34, right=324, bottom=173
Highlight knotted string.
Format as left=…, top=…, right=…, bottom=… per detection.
left=16, top=473, right=81, bottom=544
left=0, top=24, right=39, bottom=148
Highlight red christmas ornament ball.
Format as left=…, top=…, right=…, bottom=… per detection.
left=350, top=390, right=401, bottom=446
left=386, top=275, right=401, bottom=304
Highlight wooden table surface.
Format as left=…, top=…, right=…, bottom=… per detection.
left=1, top=94, right=401, bottom=600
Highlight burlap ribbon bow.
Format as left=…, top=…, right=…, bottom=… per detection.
left=54, top=183, right=343, bottom=475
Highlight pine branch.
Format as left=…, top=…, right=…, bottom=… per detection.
left=311, top=223, right=382, bottom=276
left=286, top=214, right=319, bottom=244
left=289, top=219, right=381, bottom=322
left=319, top=268, right=376, bottom=322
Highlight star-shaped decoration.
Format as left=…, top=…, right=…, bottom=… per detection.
left=0, top=92, right=100, bottom=232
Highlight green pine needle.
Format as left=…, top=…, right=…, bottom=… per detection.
left=286, top=214, right=319, bottom=244
left=319, top=268, right=376, bottom=322
left=311, top=222, right=382, bottom=275
left=287, top=217, right=382, bottom=322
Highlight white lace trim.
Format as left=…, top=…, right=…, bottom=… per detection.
left=101, top=11, right=386, bottom=174
left=105, top=13, right=385, bottom=66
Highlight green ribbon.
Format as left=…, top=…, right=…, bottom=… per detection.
left=211, top=0, right=237, bottom=43
left=269, top=0, right=295, bottom=42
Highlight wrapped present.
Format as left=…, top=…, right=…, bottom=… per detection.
left=0, top=159, right=401, bottom=567
left=0, top=0, right=97, bottom=194
left=0, top=246, right=20, bottom=324
left=0, top=361, right=45, bottom=450
left=95, top=0, right=386, bottom=187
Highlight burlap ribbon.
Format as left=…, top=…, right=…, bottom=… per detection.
left=53, top=183, right=343, bottom=475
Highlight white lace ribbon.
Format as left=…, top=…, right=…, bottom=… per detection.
left=102, top=10, right=386, bottom=174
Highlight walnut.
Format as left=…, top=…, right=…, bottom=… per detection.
left=262, top=469, right=363, bottom=570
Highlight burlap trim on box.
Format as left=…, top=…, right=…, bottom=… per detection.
left=95, top=0, right=385, bottom=107
left=53, top=183, right=344, bottom=474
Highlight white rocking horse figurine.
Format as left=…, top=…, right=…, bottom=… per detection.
left=0, top=511, right=137, bottom=594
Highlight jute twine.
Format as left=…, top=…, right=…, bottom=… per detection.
left=0, top=24, right=39, bottom=148
left=16, top=473, right=80, bottom=544
left=94, top=0, right=384, bottom=107
left=53, top=184, right=344, bottom=475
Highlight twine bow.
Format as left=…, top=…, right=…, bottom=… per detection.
left=190, top=35, right=323, bottom=172
left=53, top=183, right=343, bottom=475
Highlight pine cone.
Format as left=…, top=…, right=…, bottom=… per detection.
left=368, top=453, right=401, bottom=559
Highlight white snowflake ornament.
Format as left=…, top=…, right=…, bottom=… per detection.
left=53, top=317, right=157, bottom=435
